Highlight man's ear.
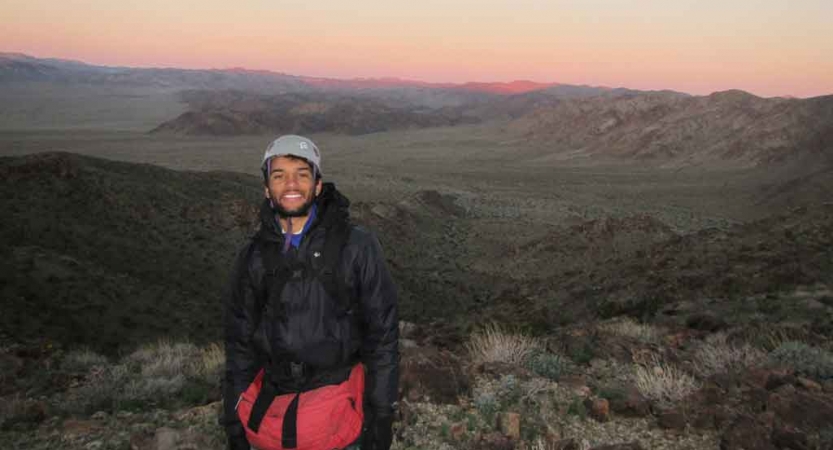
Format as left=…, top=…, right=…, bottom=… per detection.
left=264, top=185, right=271, bottom=199
left=315, top=179, right=323, bottom=196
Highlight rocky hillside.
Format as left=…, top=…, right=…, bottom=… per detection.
left=0, top=153, right=262, bottom=353
left=513, top=90, right=833, bottom=166
left=150, top=90, right=475, bottom=135
left=466, top=203, right=833, bottom=337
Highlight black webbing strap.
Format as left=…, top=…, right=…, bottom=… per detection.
left=246, top=384, right=301, bottom=449
left=281, top=393, right=301, bottom=448
left=247, top=380, right=277, bottom=433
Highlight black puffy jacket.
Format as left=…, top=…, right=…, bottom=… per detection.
left=222, top=183, right=399, bottom=437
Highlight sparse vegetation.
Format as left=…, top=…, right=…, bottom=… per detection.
left=692, top=333, right=766, bottom=378
left=57, top=340, right=224, bottom=415
left=768, top=341, right=833, bottom=380
left=466, top=323, right=541, bottom=365
left=524, top=349, right=567, bottom=381
left=60, top=347, right=110, bottom=374
left=599, top=318, right=661, bottom=343
left=633, top=357, right=700, bottom=407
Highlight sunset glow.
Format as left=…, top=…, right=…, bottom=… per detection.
left=2, top=0, right=831, bottom=97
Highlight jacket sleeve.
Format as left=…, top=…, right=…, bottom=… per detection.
left=222, top=242, right=263, bottom=436
left=356, top=231, right=400, bottom=417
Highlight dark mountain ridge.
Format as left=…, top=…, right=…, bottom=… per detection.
left=513, top=91, right=833, bottom=166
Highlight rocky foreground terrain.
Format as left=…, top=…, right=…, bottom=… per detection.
left=2, top=151, right=833, bottom=449
left=2, top=314, right=833, bottom=450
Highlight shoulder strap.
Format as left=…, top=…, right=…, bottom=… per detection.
left=256, top=238, right=293, bottom=322
left=317, top=221, right=356, bottom=315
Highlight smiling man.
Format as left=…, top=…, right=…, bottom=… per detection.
left=222, top=135, right=399, bottom=450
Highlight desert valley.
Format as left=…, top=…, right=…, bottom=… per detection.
left=1, top=53, right=832, bottom=450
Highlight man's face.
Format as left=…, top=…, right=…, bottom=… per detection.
left=264, top=156, right=322, bottom=217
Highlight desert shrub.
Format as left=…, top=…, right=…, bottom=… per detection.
left=693, top=333, right=766, bottom=378
left=59, top=340, right=223, bottom=414
left=191, top=342, right=224, bottom=383
left=471, top=374, right=529, bottom=428
left=599, top=318, right=660, bottom=343
left=126, top=340, right=200, bottom=378
left=66, top=363, right=132, bottom=414
left=597, top=385, right=627, bottom=403
left=567, top=342, right=597, bottom=365
left=524, top=349, right=566, bottom=381
left=633, top=358, right=700, bottom=407
left=466, top=323, right=540, bottom=365
left=768, top=341, right=833, bottom=380
left=566, top=396, right=587, bottom=419
left=473, top=391, right=499, bottom=426
left=121, top=374, right=186, bottom=406
left=60, top=348, right=109, bottom=374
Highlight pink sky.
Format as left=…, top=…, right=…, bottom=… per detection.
left=2, top=0, right=831, bottom=98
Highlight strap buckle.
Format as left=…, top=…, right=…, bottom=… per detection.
left=289, top=361, right=306, bottom=380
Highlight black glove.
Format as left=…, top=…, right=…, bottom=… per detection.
left=227, top=432, right=251, bottom=450
left=361, top=413, right=393, bottom=450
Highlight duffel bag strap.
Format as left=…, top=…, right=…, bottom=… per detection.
left=246, top=382, right=302, bottom=449
left=247, top=380, right=278, bottom=433
left=281, top=392, right=301, bottom=449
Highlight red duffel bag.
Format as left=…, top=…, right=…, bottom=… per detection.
left=236, top=363, right=364, bottom=450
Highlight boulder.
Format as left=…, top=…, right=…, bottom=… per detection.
left=585, top=397, right=610, bottom=422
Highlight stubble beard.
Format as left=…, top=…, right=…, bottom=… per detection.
left=272, top=192, right=316, bottom=218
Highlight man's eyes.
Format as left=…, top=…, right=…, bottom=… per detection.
left=271, top=172, right=311, bottom=180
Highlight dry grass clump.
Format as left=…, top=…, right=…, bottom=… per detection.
left=693, top=333, right=767, bottom=378
left=191, top=342, right=224, bottom=381
left=60, top=340, right=223, bottom=415
left=633, top=356, right=700, bottom=407
left=738, top=324, right=814, bottom=351
left=60, top=347, right=109, bottom=373
left=126, top=340, right=200, bottom=378
left=467, top=322, right=541, bottom=365
left=598, top=318, right=660, bottom=343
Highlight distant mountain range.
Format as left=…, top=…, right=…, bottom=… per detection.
left=0, top=52, right=566, bottom=95
left=2, top=53, right=832, bottom=167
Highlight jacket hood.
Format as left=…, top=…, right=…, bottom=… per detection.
left=258, top=182, right=350, bottom=240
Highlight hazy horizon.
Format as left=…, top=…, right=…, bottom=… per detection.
left=2, top=1, right=832, bottom=98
